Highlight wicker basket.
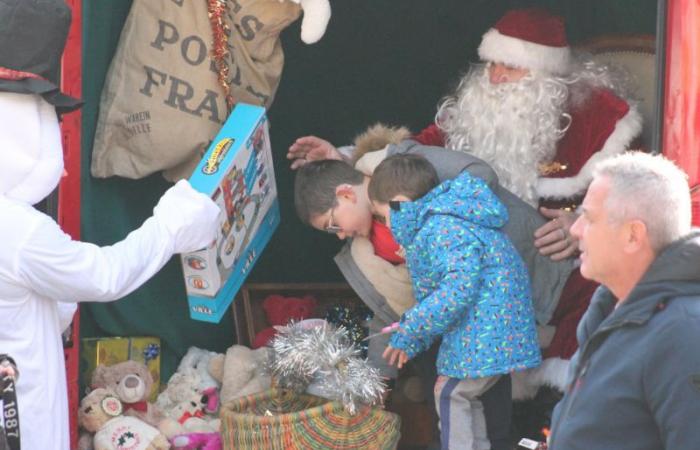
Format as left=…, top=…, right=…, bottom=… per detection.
left=220, top=388, right=401, bottom=450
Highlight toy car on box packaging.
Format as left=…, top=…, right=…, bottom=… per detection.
left=182, top=103, right=280, bottom=322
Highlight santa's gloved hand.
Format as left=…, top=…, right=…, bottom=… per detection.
left=153, top=180, right=220, bottom=254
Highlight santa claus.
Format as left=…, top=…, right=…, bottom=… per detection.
left=0, top=2, right=219, bottom=449
left=427, top=7, right=642, bottom=232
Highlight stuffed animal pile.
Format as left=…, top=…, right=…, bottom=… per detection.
left=79, top=341, right=277, bottom=449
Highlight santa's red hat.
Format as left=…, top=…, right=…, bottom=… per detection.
left=478, top=8, right=571, bottom=75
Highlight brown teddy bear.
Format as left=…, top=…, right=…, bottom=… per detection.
left=78, top=388, right=170, bottom=450
left=91, top=360, right=163, bottom=427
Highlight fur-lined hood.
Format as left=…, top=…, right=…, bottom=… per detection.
left=351, top=123, right=411, bottom=165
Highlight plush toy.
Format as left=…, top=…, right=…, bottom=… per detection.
left=286, top=0, right=332, bottom=44
left=91, top=360, right=163, bottom=427
left=78, top=388, right=170, bottom=450
left=208, top=345, right=271, bottom=405
left=158, top=391, right=221, bottom=450
left=156, top=370, right=203, bottom=415
left=175, top=347, right=222, bottom=414
left=252, top=294, right=317, bottom=349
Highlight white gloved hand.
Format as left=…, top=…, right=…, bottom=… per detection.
left=153, top=180, right=220, bottom=254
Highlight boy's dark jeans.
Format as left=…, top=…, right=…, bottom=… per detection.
left=413, top=343, right=512, bottom=450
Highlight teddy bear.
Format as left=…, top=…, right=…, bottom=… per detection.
left=158, top=391, right=221, bottom=450
left=91, top=360, right=163, bottom=427
left=208, top=345, right=271, bottom=405
left=156, top=370, right=202, bottom=415
left=78, top=388, right=170, bottom=450
left=252, top=294, right=317, bottom=349
left=175, top=347, right=222, bottom=414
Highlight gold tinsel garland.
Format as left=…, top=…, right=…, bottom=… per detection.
left=207, top=0, right=234, bottom=111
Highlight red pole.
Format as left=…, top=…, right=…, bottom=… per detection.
left=60, top=1, right=82, bottom=448
left=662, top=0, right=700, bottom=225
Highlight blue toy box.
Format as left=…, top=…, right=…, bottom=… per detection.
left=181, top=104, right=279, bottom=323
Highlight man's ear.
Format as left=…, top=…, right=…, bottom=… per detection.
left=624, top=219, right=649, bottom=253
left=335, top=184, right=356, bottom=202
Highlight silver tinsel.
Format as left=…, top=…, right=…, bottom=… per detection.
left=269, top=321, right=386, bottom=415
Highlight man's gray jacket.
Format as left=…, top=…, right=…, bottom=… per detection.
left=335, top=140, right=575, bottom=377
left=549, top=230, right=700, bottom=450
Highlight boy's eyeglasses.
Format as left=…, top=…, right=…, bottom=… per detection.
left=324, top=206, right=343, bottom=234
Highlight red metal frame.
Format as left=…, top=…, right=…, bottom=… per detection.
left=60, top=1, right=82, bottom=448
left=662, top=0, right=700, bottom=225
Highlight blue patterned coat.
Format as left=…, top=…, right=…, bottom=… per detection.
left=389, top=170, right=541, bottom=379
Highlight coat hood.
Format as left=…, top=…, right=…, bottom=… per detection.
left=0, top=92, right=63, bottom=205
left=390, top=170, right=508, bottom=246
left=629, top=229, right=700, bottom=301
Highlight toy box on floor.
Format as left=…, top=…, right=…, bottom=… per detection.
left=182, top=103, right=280, bottom=323
left=81, top=336, right=161, bottom=401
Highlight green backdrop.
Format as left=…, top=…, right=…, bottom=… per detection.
left=79, top=0, right=658, bottom=380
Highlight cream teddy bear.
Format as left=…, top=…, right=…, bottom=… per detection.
left=78, top=388, right=170, bottom=450
left=157, top=391, right=221, bottom=448
left=175, top=347, right=221, bottom=414
left=208, top=345, right=271, bottom=406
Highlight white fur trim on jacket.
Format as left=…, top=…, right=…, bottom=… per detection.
left=478, top=29, right=571, bottom=75
left=354, top=147, right=388, bottom=176
left=511, top=357, right=571, bottom=400
left=536, top=106, right=643, bottom=200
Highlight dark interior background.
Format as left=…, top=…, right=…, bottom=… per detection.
left=79, top=0, right=658, bottom=380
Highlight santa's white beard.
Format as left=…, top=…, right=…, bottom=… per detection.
left=436, top=66, right=569, bottom=206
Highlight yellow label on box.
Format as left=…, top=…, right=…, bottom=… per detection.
left=81, top=336, right=161, bottom=401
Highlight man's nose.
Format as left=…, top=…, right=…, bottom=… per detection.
left=489, top=65, right=506, bottom=84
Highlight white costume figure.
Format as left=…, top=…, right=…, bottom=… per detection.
left=0, top=91, right=219, bottom=450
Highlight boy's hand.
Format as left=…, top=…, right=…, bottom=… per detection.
left=287, top=135, right=343, bottom=169
left=383, top=345, right=409, bottom=369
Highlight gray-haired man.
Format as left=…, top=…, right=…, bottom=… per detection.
left=549, top=152, right=700, bottom=449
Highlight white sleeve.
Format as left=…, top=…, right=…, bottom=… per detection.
left=57, top=302, right=77, bottom=331
left=17, top=180, right=219, bottom=303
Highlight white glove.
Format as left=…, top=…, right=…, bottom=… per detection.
left=153, top=180, right=220, bottom=254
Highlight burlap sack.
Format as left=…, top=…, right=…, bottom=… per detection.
left=91, top=0, right=300, bottom=181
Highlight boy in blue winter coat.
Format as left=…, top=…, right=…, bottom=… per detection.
left=369, top=154, right=541, bottom=450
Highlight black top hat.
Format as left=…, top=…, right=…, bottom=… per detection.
left=0, top=0, right=82, bottom=112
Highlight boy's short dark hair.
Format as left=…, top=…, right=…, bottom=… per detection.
left=294, top=160, right=365, bottom=225
left=368, top=154, right=440, bottom=203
